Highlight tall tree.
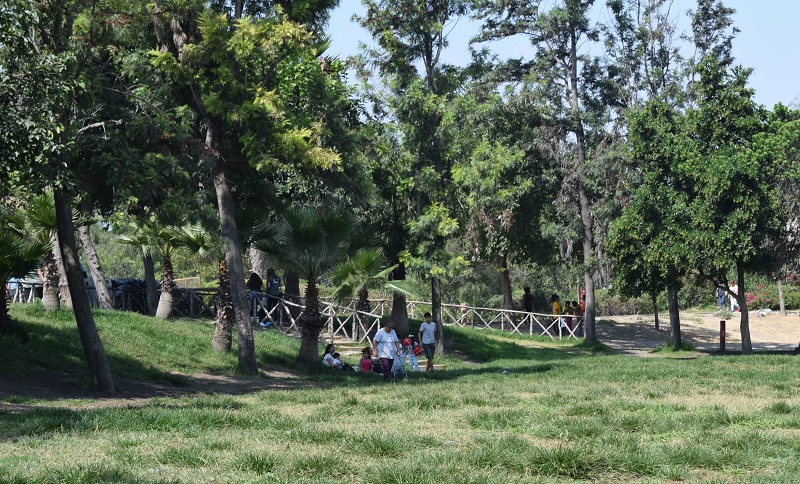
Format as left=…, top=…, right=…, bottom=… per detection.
left=148, top=1, right=344, bottom=371
left=473, top=0, right=622, bottom=343
left=357, top=0, right=468, bottom=349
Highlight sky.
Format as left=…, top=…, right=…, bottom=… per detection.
left=327, top=1, right=800, bottom=109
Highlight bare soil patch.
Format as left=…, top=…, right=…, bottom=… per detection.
left=599, top=311, right=800, bottom=356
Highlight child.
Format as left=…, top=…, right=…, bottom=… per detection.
left=332, top=352, right=355, bottom=372
left=391, top=348, right=407, bottom=379
left=403, top=337, right=420, bottom=372
left=360, top=347, right=377, bottom=373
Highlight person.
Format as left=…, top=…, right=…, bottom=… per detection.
left=403, top=337, right=420, bottom=372
left=246, top=272, right=268, bottom=326
left=571, top=301, right=582, bottom=336
left=372, top=320, right=402, bottom=381
left=6, top=277, right=20, bottom=301
left=360, top=347, right=379, bottom=373
left=391, top=348, right=407, bottom=379
left=522, top=286, right=534, bottom=313
left=332, top=352, right=355, bottom=371
left=563, top=301, right=573, bottom=333
left=551, top=294, right=562, bottom=334
left=729, top=280, right=740, bottom=312
left=322, top=343, right=337, bottom=368
left=417, top=312, right=437, bottom=372
left=265, top=268, right=282, bottom=323
left=715, top=285, right=726, bottom=309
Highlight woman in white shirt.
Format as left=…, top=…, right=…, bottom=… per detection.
left=372, top=321, right=402, bottom=381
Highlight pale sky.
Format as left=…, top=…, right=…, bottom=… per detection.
left=328, top=1, right=800, bottom=109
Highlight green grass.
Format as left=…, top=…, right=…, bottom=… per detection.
left=2, top=303, right=800, bottom=482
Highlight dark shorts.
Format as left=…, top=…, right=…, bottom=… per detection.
left=423, top=343, right=435, bottom=359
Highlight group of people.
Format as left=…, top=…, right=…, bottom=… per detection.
left=716, top=280, right=741, bottom=312
left=550, top=294, right=584, bottom=333
left=322, top=312, right=439, bottom=381
left=245, top=268, right=282, bottom=327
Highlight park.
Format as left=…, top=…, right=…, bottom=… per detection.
left=3, top=0, right=800, bottom=481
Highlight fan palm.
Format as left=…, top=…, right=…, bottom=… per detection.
left=255, top=207, right=357, bottom=370
left=0, top=211, right=50, bottom=330
left=331, top=248, right=396, bottom=341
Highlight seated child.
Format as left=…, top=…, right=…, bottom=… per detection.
left=332, top=352, right=355, bottom=372
left=360, top=347, right=377, bottom=373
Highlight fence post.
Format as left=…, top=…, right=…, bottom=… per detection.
left=719, top=320, right=726, bottom=351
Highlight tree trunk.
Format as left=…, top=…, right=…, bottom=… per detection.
left=284, top=270, right=302, bottom=319
left=155, top=253, right=175, bottom=320
left=432, top=277, right=444, bottom=357
left=212, top=259, right=233, bottom=352
left=54, top=188, right=115, bottom=393
left=391, top=263, right=409, bottom=336
left=296, top=275, right=322, bottom=371
left=78, top=224, right=112, bottom=309
left=210, top=117, right=257, bottom=373
left=737, top=263, right=752, bottom=355
left=0, top=291, right=10, bottom=331
left=355, top=288, right=370, bottom=341
left=498, top=254, right=514, bottom=319
left=778, top=278, right=786, bottom=316
left=667, top=284, right=681, bottom=348
left=143, top=253, right=158, bottom=316
left=651, top=293, right=659, bottom=331
left=41, top=250, right=60, bottom=311
left=248, top=246, right=268, bottom=278
left=52, top=231, right=73, bottom=308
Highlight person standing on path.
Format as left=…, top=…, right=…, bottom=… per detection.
left=729, top=280, right=740, bottom=312
left=522, top=286, right=534, bottom=313
left=373, top=320, right=402, bottom=381
left=418, top=312, right=437, bottom=372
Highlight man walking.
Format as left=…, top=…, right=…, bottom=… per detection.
left=418, top=312, right=437, bottom=372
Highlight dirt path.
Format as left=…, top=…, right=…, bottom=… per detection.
left=598, top=311, right=800, bottom=356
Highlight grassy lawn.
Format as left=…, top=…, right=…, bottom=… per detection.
left=2, top=304, right=800, bottom=482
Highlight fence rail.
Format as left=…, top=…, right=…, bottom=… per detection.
left=11, top=287, right=582, bottom=342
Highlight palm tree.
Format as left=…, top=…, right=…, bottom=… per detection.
left=116, top=221, right=159, bottom=315
left=255, top=207, right=357, bottom=370
left=23, top=192, right=62, bottom=310
left=0, top=210, right=50, bottom=330
left=331, top=248, right=396, bottom=341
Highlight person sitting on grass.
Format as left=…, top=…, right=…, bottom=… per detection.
left=322, top=343, right=337, bottom=368
left=360, top=347, right=380, bottom=373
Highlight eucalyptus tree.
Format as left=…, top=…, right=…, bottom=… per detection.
left=356, top=0, right=469, bottom=349
left=473, top=0, right=625, bottom=343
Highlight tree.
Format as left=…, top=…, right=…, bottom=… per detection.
left=0, top=209, right=50, bottom=331
left=148, top=0, right=345, bottom=372
left=255, top=207, right=358, bottom=370
left=331, top=247, right=396, bottom=341
left=357, top=0, right=468, bottom=349
left=607, top=100, right=691, bottom=346
left=473, top=0, right=623, bottom=343
left=684, top=58, right=781, bottom=354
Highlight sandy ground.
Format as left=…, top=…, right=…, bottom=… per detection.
left=600, top=310, right=800, bottom=356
